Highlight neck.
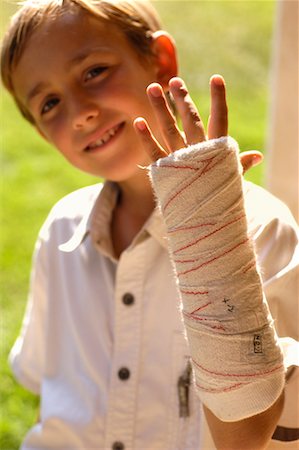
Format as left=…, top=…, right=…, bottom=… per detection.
left=116, top=168, right=155, bottom=218
left=110, top=169, right=156, bottom=257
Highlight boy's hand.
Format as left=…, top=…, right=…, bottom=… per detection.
left=134, top=75, right=262, bottom=173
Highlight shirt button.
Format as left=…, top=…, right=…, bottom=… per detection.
left=122, top=293, right=134, bottom=306
left=118, top=367, right=130, bottom=380
left=112, top=442, right=124, bottom=450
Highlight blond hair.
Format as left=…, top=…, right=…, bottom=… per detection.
left=1, top=0, right=162, bottom=123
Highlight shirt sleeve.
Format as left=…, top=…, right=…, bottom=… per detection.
left=9, top=233, right=49, bottom=394
left=8, top=185, right=101, bottom=395
left=250, top=192, right=299, bottom=341
left=253, top=206, right=299, bottom=432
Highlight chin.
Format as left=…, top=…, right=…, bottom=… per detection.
left=75, top=148, right=151, bottom=181
left=104, top=155, right=151, bottom=182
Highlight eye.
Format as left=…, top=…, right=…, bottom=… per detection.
left=85, top=66, right=107, bottom=81
left=41, top=97, right=60, bottom=115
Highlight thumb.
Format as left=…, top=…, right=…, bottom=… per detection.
left=239, top=151, right=263, bottom=174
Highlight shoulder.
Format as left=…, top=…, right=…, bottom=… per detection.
left=243, top=181, right=298, bottom=279
left=243, top=181, right=298, bottom=236
left=38, top=183, right=103, bottom=243
left=48, top=183, right=103, bottom=221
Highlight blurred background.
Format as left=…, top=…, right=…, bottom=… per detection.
left=0, top=0, right=297, bottom=448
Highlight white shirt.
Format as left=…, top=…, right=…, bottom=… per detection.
left=10, top=181, right=299, bottom=450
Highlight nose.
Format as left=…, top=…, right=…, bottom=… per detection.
left=71, top=96, right=100, bottom=130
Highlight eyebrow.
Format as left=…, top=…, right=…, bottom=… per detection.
left=69, top=46, right=112, bottom=67
left=26, top=82, right=51, bottom=105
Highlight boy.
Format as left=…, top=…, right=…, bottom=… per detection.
left=1, top=0, right=298, bottom=448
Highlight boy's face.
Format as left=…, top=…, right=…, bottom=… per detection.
left=12, top=10, right=167, bottom=181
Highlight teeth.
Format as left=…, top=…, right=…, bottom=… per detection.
left=109, top=127, right=117, bottom=137
left=88, top=124, right=119, bottom=150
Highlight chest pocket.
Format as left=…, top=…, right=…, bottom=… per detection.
left=168, top=332, right=202, bottom=450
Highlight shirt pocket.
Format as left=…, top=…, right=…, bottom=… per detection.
left=168, top=331, right=202, bottom=450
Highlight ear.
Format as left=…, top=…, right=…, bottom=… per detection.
left=151, top=31, right=178, bottom=89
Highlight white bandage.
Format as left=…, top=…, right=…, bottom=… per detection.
left=150, top=137, right=285, bottom=421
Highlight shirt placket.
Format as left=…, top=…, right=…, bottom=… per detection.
left=104, top=242, right=145, bottom=450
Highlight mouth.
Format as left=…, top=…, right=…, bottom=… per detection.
left=84, top=122, right=124, bottom=152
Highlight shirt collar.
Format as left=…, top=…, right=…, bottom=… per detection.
left=58, top=182, right=110, bottom=253
left=59, top=181, right=169, bottom=254
left=145, top=207, right=169, bottom=250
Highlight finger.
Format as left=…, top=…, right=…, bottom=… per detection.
left=134, top=117, right=168, bottom=162
left=147, top=83, right=186, bottom=152
left=239, top=151, right=263, bottom=174
left=207, top=74, right=228, bottom=139
left=169, top=77, right=206, bottom=145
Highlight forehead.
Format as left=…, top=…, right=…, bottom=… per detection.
left=20, top=9, right=134, bottom=63
left=12, top=10, right=142, bottom=102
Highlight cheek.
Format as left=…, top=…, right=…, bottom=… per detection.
left=103, top=68, right=153, bottom=108
left=39, top=119, right=69, bottom=150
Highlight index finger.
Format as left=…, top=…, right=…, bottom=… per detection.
left=207, top=75, right=228, bottom=139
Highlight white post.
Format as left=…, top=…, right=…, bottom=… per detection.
left=266, top=0, right=299, bottom=221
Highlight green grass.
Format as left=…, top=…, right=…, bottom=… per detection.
left=1, top=1, right=275, bottom=448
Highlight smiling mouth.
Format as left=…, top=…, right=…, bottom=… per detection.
left=85, top=122, right=124, bottom=152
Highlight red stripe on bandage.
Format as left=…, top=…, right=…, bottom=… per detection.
left=192, top=358, right=284, bottom=378
left=177, top=238, right=249, bottom=275
left=196, top=381, right=248, bottom=393
left=242, top=261, right=256, bottom=273
left=169, top=221, right=216, bottom=234
left=180, top=289, right=209, bottom=295
left=163, top=165, right=209, bottom=212
left=183, top=311, right=226, bottom=331
left=190, top=302, right=212, bottom=314
left=162, top=152, right=231, bottom=213
left=174, top=214, right=246, bottom=254
left=157, top=164, right=198, bottom=171
left=157, top=154, right=220, bottom=171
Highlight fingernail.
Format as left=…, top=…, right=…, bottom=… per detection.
left=169, top=77, right=184, bottom=88
left=252, top=155, right=263, bottom=165
left=169, top=77, right=188, bottom=97
left=134, top=118, right=146, bottom=131
left=148, top=83, right=162, bottom=97
left=210, top=74, right=225, bottom=86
